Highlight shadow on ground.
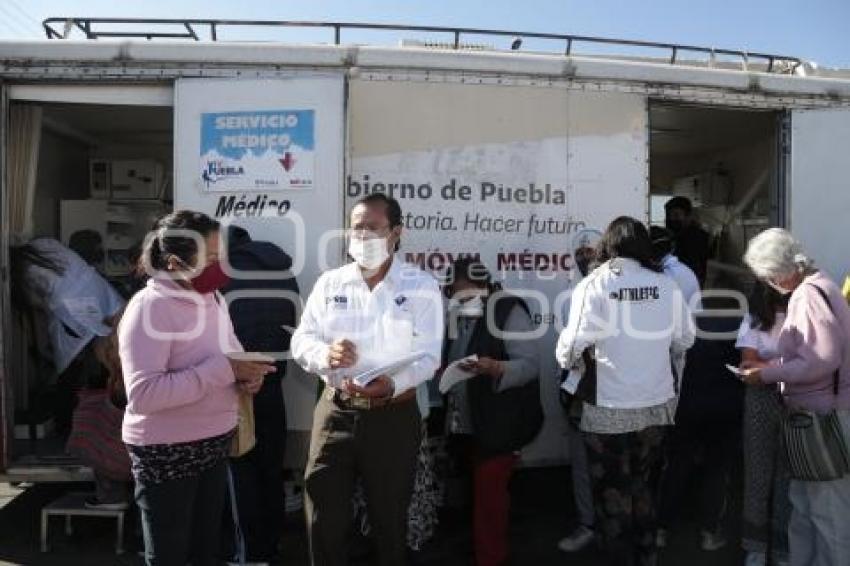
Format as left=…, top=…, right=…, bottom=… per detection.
left=0, top=466, right=744, bottom=565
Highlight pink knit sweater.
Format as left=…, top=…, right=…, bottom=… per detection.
left=119, top=278, right=242, bottom=445
left=762, top=272, right=850, bottom=412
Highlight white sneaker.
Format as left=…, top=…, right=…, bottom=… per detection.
left=557, top=525, right=595, bottom=552
left=700, top=530, right=727, bottom=551
left=745, top=551, right=766, bottom=566
left=656, top=528, right=668, bottom=548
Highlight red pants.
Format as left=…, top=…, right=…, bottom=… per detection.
left=472, top=452, right=518, bottom=566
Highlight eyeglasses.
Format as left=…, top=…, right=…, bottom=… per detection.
left=347, top=224, right=393, bottom=240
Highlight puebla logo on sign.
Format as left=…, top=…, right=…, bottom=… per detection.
left=200, top=109, right=315, bottom=192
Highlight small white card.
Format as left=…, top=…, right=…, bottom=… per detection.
left=725, top=364, right=754, bottom=380
left=560, top=369, right=583, bottom=394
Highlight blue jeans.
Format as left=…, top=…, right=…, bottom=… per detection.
left=136, top=459, right=228, bottom=566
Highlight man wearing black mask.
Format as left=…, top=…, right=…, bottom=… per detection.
left=664, top=196, right=710, bottom=286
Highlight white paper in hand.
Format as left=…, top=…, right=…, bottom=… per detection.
left=560, top=369, right=583, bottom=395
left=438, top=355, right=478, bottom=393
left=228, top=352, right=276, bottom=363
left=725, top=364, right=752, bottom=381
left=352, top=351, right=428, bottom=387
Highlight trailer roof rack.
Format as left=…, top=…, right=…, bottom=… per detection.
left=41, top=17, right=803, bottom=74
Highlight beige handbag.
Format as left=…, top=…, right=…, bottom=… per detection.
left=230, top=393, right=256, bottom=458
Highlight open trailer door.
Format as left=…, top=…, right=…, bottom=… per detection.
left=789, top=108, right=850, bottom=281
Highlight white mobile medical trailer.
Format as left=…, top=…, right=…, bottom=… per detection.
left=1, top=18, right=849, bottom=482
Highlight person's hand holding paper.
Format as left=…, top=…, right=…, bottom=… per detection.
left=438, top=355, right=479, bottom=393
left=342, top=374, right=395, bottom=400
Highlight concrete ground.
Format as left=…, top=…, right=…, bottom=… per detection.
left=0, top=466, right=744, bottom=565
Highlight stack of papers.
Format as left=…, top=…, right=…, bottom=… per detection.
left=352, top=351, right=428, bottom=387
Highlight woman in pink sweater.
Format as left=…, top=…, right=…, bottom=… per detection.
left=741, top=228, right=850, bottom=566
left=119, top=210, right=274, bottom=566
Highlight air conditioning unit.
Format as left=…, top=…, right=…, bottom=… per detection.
left=111, top=159, right=163, bottom=200
left=90, top=159, right=164, bottom=199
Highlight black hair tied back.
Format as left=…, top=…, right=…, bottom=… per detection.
left=143, top=210, right=220, bottom=273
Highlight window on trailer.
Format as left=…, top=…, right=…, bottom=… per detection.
left=2, top=101, right=173, bottom=480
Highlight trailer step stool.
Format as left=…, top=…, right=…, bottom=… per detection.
left=40, top=492, right=125, bottom=554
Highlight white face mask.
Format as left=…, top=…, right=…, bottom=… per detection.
left=766, top=279, right=793, bottom=296
left=348, top=237, right=390, bottom=270
left=449, top=293, right=487, bottom=317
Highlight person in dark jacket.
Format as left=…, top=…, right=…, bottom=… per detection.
left=441, top=259, right=542, bottom=566
left=656, top=311, right=744, bottom=552
left=222, top=225, right=300, bottom=565
left=665, top=196, right=711, bottom=287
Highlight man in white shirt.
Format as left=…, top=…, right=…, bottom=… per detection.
left=291, top=193, right=443, bottom=566
left=650, top=225, right=702, bottom=311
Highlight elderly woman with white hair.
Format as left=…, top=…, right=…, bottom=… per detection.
left=740, top=227, right=850, bottom=566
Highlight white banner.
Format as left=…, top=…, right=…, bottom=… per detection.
left=349, top=81, right=648, bottom=464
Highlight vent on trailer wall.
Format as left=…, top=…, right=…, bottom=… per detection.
left=400, top=39, right=494, bottom=51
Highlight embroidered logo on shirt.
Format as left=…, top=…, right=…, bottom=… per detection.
left=327, top=295, right=348, bottom=309
left=611, top=286, right=660, bottom=302
left=395, top=295, right=408, bottom=306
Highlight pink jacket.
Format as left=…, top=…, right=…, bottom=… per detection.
left=119, top=277, right=242, bottom=446
left=762, top=272, right=850, bottom=412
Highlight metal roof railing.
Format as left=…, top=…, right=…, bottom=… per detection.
left=41, top=17, right=804, bottom=74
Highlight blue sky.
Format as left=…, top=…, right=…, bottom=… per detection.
left=2, top=0, right=848, bottom=68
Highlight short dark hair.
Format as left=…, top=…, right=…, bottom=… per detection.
left=596, top=216, right=662, bottom=273
left=352, top=193, right=403, bottom=252
left=664, top=196, right=693, bottom=215
left=143, top=210, right=220, bottom=272
left=353, top=193, right=402, bottom=228
left=227, top=225, right=252, bottom=252
left=68, top=229, right=103, bottom=265
left=649, top=225, right=675, bottom=261
left=444, top=258, right=496, bottom=297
